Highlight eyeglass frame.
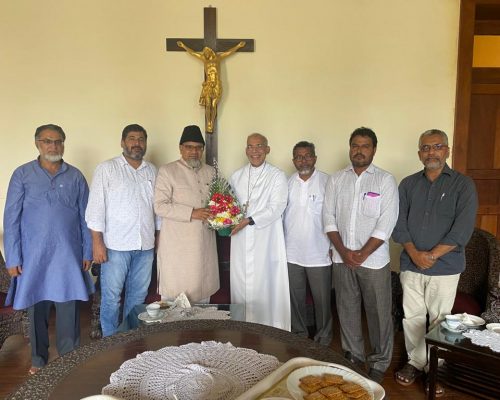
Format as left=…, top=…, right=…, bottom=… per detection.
left=419, top=143, right=448, bottom=152
left=246, top=144, right=268, bottom=151
left=293, top=155, right=316, bottom=161
left=36, top=139, right=65, bottom=146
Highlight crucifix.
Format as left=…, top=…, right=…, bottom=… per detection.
left=167, top=7, right=254, bottom=165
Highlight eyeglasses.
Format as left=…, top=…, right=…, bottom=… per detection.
left=293, top=155, right=315, bottom=161
left=246, top=144, right=267, bottom=151
left=37, top=139, right=64, bottom=146
left=182, top=144, right=204, bottom=151
left=419, top=143, right=448, bottom=152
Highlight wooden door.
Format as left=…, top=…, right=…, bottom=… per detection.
left=455, top=0, right=500, bottom=238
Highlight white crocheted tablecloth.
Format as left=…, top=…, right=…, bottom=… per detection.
left=462, top=329, right=500, bottom=352
left=101, top=341, right=282, bottom=400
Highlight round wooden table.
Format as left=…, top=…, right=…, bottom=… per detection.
left=8, top=320, right=356, bottom=400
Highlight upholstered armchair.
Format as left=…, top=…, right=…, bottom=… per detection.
left=0, top=251, right=27, bottom=348
left=451, top=228, right=500, bottom=323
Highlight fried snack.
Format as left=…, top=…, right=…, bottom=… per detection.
left=319, top=385, right=344, bottom=399
left=344, top=389, right=368, bottom=399
left=300, top=382, right=324, bottom=394
left=322, top=373, right=345, bottom=385
left=339, top=383, right=364, bottom=393
left=304, top=392, right=328, bottom=400
left=300, top=375, right=324, bottom=385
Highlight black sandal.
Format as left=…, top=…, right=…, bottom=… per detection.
left=395, top=363, right=422, bottom=386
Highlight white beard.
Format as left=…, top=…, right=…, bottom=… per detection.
left=43, top=154, right=63, bottom=162
left=186, top=159, right=202, bottom=169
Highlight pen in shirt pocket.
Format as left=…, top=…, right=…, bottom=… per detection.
left=440, top=193, right=445, bottom=201
left=363, top=192, right=380, bottom=199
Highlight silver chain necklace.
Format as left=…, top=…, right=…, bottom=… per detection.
left=243, top=162, right=266, bottom=215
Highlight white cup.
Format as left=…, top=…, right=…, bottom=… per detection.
left=445, top=314, right=461, bottom=329
left=146, top=303, right=160, bottom=318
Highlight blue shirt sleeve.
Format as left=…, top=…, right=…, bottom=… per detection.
left=3, top=167, right=25, bottom=268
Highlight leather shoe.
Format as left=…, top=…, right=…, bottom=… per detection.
left=344, top=351, right=365, bottom=370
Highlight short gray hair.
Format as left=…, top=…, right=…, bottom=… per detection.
left=418, top=129, right=448, bottom=148
left=35, top=124, right=66, bottom=140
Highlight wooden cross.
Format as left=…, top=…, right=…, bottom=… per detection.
left=167, top=7, right=254, bottom=165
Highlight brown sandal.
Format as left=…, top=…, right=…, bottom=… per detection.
left=425, top=380, right=445, bottom=398
left=395, top=363, right=422, bottom=386
left=28, top=366, right=40, bottom=375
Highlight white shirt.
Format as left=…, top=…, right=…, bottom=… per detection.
left=85, top=155, right=160, bottom=251
left=283, top=170, right=331, bottom=267
left=322, top=163, right=399, bottom=269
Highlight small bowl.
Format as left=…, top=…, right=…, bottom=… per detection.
left=146, top=303, right=160, bottom=318
left=486, top=323, right=500, bottom=333
left=445, top=314, right=462, bottom=329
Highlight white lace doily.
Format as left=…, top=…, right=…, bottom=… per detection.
left=102, top=341, right=281, bottom=400
left=462, top=329, right=500, bottom=352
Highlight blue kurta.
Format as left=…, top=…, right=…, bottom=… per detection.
left=3, top=159, right=94, bottom=310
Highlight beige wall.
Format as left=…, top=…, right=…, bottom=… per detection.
left=0, top=0, right=460, bottom=259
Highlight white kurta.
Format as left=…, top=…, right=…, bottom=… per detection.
left=230, top=162, right=291, bottom=331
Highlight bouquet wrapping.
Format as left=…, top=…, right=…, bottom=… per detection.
left=206, top=161, right=243, bottom=236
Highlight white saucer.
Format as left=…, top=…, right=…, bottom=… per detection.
left=138, top=310, right=167, bottom=323
left=486, top=323, right=500, bottom=333
left=440, top=321, right=464, bottom=334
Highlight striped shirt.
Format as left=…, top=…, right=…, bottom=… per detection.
left=323, top=163, right=399, bottom=269
left=85, top=155, right=160, bottom=251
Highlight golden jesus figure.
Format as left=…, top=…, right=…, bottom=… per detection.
left=177, top=40, right=246, bottom=133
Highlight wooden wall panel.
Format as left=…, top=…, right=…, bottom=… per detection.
left=474, top=179, right=500, bottom=205
left=478, top=214, right=498, bottom=236
left=495, top=106, right=500, bottom=168
left=467, top=95, right=497, bottom=169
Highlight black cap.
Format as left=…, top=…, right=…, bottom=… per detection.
left=179, top=125, right=205, bottom=145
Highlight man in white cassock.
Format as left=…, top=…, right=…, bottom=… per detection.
left=229, top=133, right=291, bottom=331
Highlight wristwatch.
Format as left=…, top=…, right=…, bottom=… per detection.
left=247, top=216, right=255, bottom=226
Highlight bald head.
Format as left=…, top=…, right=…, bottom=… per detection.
left=246, top=132, right=270, bottom=167
left=247, top=133, right=268, bottom=146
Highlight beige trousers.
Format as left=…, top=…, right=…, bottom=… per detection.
left=400, top=271, right=460, bottom=370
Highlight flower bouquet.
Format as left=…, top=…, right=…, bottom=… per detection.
left=206, top=161, right=243, bottom=236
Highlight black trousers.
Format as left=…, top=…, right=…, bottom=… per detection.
left=28, top=300, right=80, bottom=367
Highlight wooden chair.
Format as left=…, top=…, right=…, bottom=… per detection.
left=0, top=251, right=27, bottom=348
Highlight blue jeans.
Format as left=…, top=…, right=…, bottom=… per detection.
left=100, top=249, right=154, bottom=337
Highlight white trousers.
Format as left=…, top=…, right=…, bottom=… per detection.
left=400, top=271, right=460, bottom=370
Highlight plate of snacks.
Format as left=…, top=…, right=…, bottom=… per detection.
left=286, top=365, right=373, bottom=400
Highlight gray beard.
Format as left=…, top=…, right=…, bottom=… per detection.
left=186, top=159, right=202, bottom=169
left=424, top=159, right=444, bottom=170
left=298, top=168, right=313, bottom=176
left=43, top=154, right=63, bottom=162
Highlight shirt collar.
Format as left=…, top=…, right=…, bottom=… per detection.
left=36, top=157, right=67, bottom=175
left=345, top=163, right=376, bottom=174
left=179, top=157, right=203, bottom=171
left=119, top=154, right=146, bottom=170
left=294, top=169, right=317, bottom=182
left=419, top=163, right=453, bottom=178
